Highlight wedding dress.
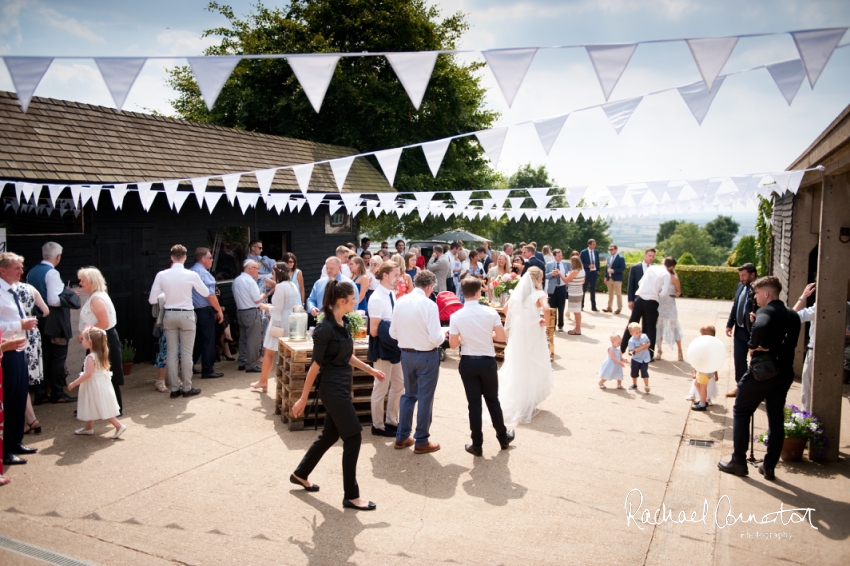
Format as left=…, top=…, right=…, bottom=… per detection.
left=498, top=271, right=553, bottom=425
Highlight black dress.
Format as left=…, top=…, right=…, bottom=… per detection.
left=293, top=317, right=363, bottom=499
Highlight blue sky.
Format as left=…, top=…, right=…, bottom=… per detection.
left=1, top=0, right=848, bottom=209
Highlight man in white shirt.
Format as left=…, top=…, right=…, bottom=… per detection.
left=620, top=257, right=674, bottom=359
left=367, top=262, right=404, bottom=437
left=626, top=248, right=656, bottom=311
left=149, top=245, right=223, bottom=398
left=0, top=252, right=39, bottom=466
left=232, top=260, right=268, bottom=374
left=449, top=277, right=515, bottom=457
left=320, top=245, right=353, bottom=278
left=389, top=269, right=445, bottom=454
left=792, top=283, right=817, bottom=413
left=545, top=249, right=569, bottom=331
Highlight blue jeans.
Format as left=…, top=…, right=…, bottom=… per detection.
left=396, top=349, right=440, bottom=447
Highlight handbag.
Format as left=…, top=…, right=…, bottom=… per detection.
left=749, top=353, right=778, bottom=381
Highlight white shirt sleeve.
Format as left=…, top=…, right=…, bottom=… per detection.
left=798, top=306, right=816, bottom=324
left=389, top=314, right=399, bottom=340
left=426, top=303, right=445, bottom=348
left=44, top=268, right=64, bottom=307
left=448, top=313, right=459, bottom=336
left=148, top=272, right=163, bottom=304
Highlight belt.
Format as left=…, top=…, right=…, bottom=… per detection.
left=461, top=355, right=494, bottom=360
left=238, top=307, right=260, bottom=312
left=401, top=347, right=437, bottom=353
left=194, top=306, right=214, bottom=310
left=165, top=308, right=193, bottom=311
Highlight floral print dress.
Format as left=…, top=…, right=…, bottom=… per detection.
left=15, top=284, right=43, bottom=386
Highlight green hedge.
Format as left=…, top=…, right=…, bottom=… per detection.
left=594, top=264, right=739, bottom=300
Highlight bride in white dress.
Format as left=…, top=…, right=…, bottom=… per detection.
left=498, top=266, right=553, bottom=425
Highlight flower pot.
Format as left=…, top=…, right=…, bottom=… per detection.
left=122, top=362, right=134, bottom=376
left=780, top=437, right=806, bottom=462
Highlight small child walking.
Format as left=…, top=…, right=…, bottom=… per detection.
left=690, top=325, right=719, bottom=411
left=598, top=334, right=627, bottom=389
left=68, top=327, right=126, bottom=438
left=627, top=322, right=652, bottom=393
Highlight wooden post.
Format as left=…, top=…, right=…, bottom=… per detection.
left=810, top=172, right=850, bottom=462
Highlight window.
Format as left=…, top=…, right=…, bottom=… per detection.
left=325, top=212, right=353, bottom=234
left=208, top=227, right=249, bottom=281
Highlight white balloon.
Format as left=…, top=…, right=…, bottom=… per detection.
left=686, top=335, right=727, bottom=374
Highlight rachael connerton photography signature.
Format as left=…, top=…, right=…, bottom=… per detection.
left=624, top=489, right=817, bottom=531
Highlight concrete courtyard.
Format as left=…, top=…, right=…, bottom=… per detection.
left=1, top=295, right=848, bottom=565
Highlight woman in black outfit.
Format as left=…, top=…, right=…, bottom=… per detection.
left=290, top=280, right=386, bottom=510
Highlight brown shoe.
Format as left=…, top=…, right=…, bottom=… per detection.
left=413, top=441, right=441, bottom=454
left=394, top=437, right=415, bottom=449
left=602, top=308, right=612, bottom=313
left=614, top=310, right=621, bottom=315
left=725, top=389, right=737, bottom=398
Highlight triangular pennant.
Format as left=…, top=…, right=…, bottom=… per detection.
left=687, top=179, right=709, bottom=199
left=340, top=192, right=361, bottom=213
left=47, top=184, right=65, bottom=207
left=374, top=148, right=403, bottom=186
left=3, top=57, right=53, bottom=112
left=255, top=168, right=276, bottom=200
left=89, top=186, right=102, bottom=210
left=327, top=200, right=344, bottom=216
left=110, top=184, right=128, bottom=210
left=377, top=193, right=398, bottom=211
left=222, top=173, right=241, bottom=204
left=730, top=175, right=752, bottom=193
left=292, top=163, right=314, bottom=195
left=80, top=188, right=92, bottom=208
left=507, top=197, right=525, bottom=209
left=645, top=181, right=669, bottom=202
left=585, top=44, right=638, bottom=101
left=769, top=172, right=794, bottom=193
left=787, top=170, right=805, bottom=194
left=488, top=189, right=511, bottom=207
left=136, top=182, right=152, bottom=209
left=349, top=204, right=364, bottom=217
left=533, top=114, right=568, bottom=156
left=163, top=180, right=180, bottom=209
left=305, top=193, right=326, bottom=214
left=385, top=51, right=439, bottom=110
left=31, top=184, right=43, bottom=204
left=268, top=194, right=287, bottom=214
left=481, top=48, right=537, bottom=107
left=600, top=97, right=642, bottom=134
left=677, top=76, right=725, bottom=126
left=139, top=187, right=157, bottom=212
left=420, top=138, right=452, bottom=178
left=94, top=57, right=147, bottom=110
left=203, top=191, right=223, bottom=213
left=566, top=186, right=588, bottom=208
left=294, top=198, right=307, bottom=212
left=286, top=54, right=342, bottom=113
left=606, top=184, right=628, bottom=205
left=329, top=156, right=355, bottom=191
left=765, top=59, right=807, bottom=106
left=187, top=56, right=241, bottom=111
left=685, top=37, right=738, bottom=91
left=190, top=177, right=209, bottom=206
left=451, top=191, right=472, bottom=210
left=69, top=185, right=82, bottom=208
left=665, top=183, right=686, bottom=202
left=171, top=191, right=191, bottom=212
left=790, top=28, right=847, bottom=87
left=475, top=128, right=509, bottom=167
left=527, top=188, right=551, bottom=209
left=703, top=179, right=724, bottom=202
left=236, top=192, right=259, bottom=214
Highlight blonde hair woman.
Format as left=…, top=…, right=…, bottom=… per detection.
left=390, top=254, right=413, bottom=296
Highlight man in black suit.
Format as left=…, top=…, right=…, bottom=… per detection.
left=520, top=244, right=545, bottom=275
left=718, top=276, right=801, bottom=481
left=626, top=248, right=656, bottom=311
left=579, top=239, right=600, bottom=311
left=724, top=263, right=758, bottom=398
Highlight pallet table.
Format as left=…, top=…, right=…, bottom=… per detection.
left=491, top=305, right=556, bottom=361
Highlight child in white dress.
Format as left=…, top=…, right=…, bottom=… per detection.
left=598, top=334, right=627, bottom=389
left=68, top=327, right=125, bottom=438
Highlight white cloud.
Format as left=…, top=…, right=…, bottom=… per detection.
left=155, top=29, right=220, bottom=56
left=37, top=5, right=105, bottom=44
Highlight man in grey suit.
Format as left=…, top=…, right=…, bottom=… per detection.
left=544, top=249, right=569, bottom=331
left=426, top=245, right=451, bottom=293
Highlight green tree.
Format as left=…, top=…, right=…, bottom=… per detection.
left=726, top=235, right=757, bottom=267
left=167, top=0, right=501, bottom=237
left=755, top=196, right=773, bottom=276
left=677, top=252, right=698, bottom=265
left=659, top=222, right=726, bottom=265
left=704, top=215, right=740, bottom=250
left=656, top=220, right=682, bottom=245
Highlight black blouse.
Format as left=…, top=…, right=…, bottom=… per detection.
left=312, top=317, right=353, bottom=371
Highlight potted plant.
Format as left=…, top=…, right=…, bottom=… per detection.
left=315, top=311, right=366, bottom=339
left=121, top=339, right=136, bottom=375
left=755, top=405, right=827, bottom=462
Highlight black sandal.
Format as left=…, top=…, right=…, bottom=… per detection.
left=343, top=499, right=376, bottom=511
left=24, top=419, right=42, bottom=435
left=290, top=474, right=319, bottom=492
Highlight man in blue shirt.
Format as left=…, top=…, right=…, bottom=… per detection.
left=190, top=247, right=223, bottom=379
left=307, top=257, right=359, bottom=317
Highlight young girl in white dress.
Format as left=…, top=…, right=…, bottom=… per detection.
left=598, top=334, right=627, bottom=389
left=68, top=327, right=125, bottom=438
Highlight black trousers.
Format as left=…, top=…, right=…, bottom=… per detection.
left=105, top=327, right=124, bottom=412
left=582, top=272, right=599, bottom=309
left=193, top=307, right=217, bottom=374
left=621, top=297, right=659, bottom=356
left=732, top=371, right=794, bottom=469
left=2, top=350, right=28, bottom=457
left=459, top=356, right=508, bottom=447
left=549, top=286, right=567, bottom=329
left=732, top=325, right=750, bottom=384
left=42, top=338, right=69, bottom=400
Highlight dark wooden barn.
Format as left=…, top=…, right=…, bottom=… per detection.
left=0, top=91, right=392, bottom=360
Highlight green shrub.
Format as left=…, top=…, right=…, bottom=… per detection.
left=595, top=264, right=739, bottom=299
left=678, top=252, right=698, bottom=265
left=727, top=235, right=757, bottom=267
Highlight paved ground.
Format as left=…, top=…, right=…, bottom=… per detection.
left=1, top=295, right=848, bottom=565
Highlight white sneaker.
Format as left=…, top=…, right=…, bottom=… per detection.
left=111, top=424, right=127, bottom=439
left=685, top=395, right=694, bottom=401
left=75, top=428, right=94, bottom=435
left=645, top=386, right=651, bottom=394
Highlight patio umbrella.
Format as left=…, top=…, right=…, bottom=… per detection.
left=428, top=229, right=491, bottom=242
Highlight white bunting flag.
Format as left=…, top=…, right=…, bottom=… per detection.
left=677, top=76, right=725, bottom=126
left=31, top=184, right=43, bottom=205
left=481, top=48, right=538, bottom=107
left=730, top=175, right=752, bottom=194
left=292, top=163, right=314, bottom=195
left=687, top=179, right=709, bottom=199
left=686, top=37, right=738, bottom=91
left=487, top=189, right=511, bottom=207
left=236, top=192, right=259, bottom=214
left=527, top=188, right=551, bottom=209
left=163, top=180, right=180, bottom=209
left=413, top=191, right=435, bottom=206
left=47, top=184, right=65, bottom=207
left=305, top=193, right=326, bottom=214
left=294, top=198, right=307, bottom=212
left=790, top=28, right=847, bottom=87
left=566, top=186, right=588, bottom=208
left=190, top=177, right=209, bottom=206
left=95, top=58, right=147, bottom=110
left=600, top=97, right=642, bottom=134
left=329, top=156, right=355, bottom=191
left=645, top=181, right=669, bottom=202
left=475, top=127, right=509, bottom=167
left=787, top=170, right=805, bottom=194
left=171, top=191, right=191, bottom=212
left=255, top=168, right=276, bottom=200
left=88, top=186, right=103, bottom=210
left=451, top=191, right=472, bottom=210
left=507, top=197, right=525, bottom=210
left=188, top=56, right=241, bottom=111
left=374, top=148, right=403, bottom=186
left=377, top=193, right=398, bottom=211
left=340, top=192, right=361, bottom=213
left=268, top=194, right=288, bottom=214
left=222, top=173, right=241, bottom=204
left=606, top=184, right=628, bottom=206
left=327, top=200, right=344, bottom=216
left=3, top=57, right=53, bottom=112
left=765, top=59, right=807, bottom=106
left=769, top=171, right=798, bottom=194
left=585, top=44, right=638, bottom=101
left=286, top=54, right=342, bottom=113
left=665, top=182, right=686, bottom=202
left=533, top=114, right=568, bottom=156
left=79, top=187, right=92, bottom=208
left=108, top=184, right=127, bottom=210
left=203, top=191, right=224, bottom=213
left=385, top=51, right=439, bottom=110
left=420, top=138, right=452, bottom=178
left=349, top=204, right=364, bottom=217
left=69, top=186, right=82, bottom=208
left=139, top=187, right=157, bottom=212
left=704, top=178, right=724, bottom=202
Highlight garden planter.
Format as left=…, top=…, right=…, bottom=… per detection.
left=122, top=362, right=134, bottom=376
left=780, top=437, right=806, bottom=462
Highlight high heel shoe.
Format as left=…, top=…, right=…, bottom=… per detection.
left=223, top=354, right=236, bottom=361
left=24, top=419, right=42, bottom=435
left=290, top=474, right=319, bottom=492
left=249, top=381, right=268, bottom=393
